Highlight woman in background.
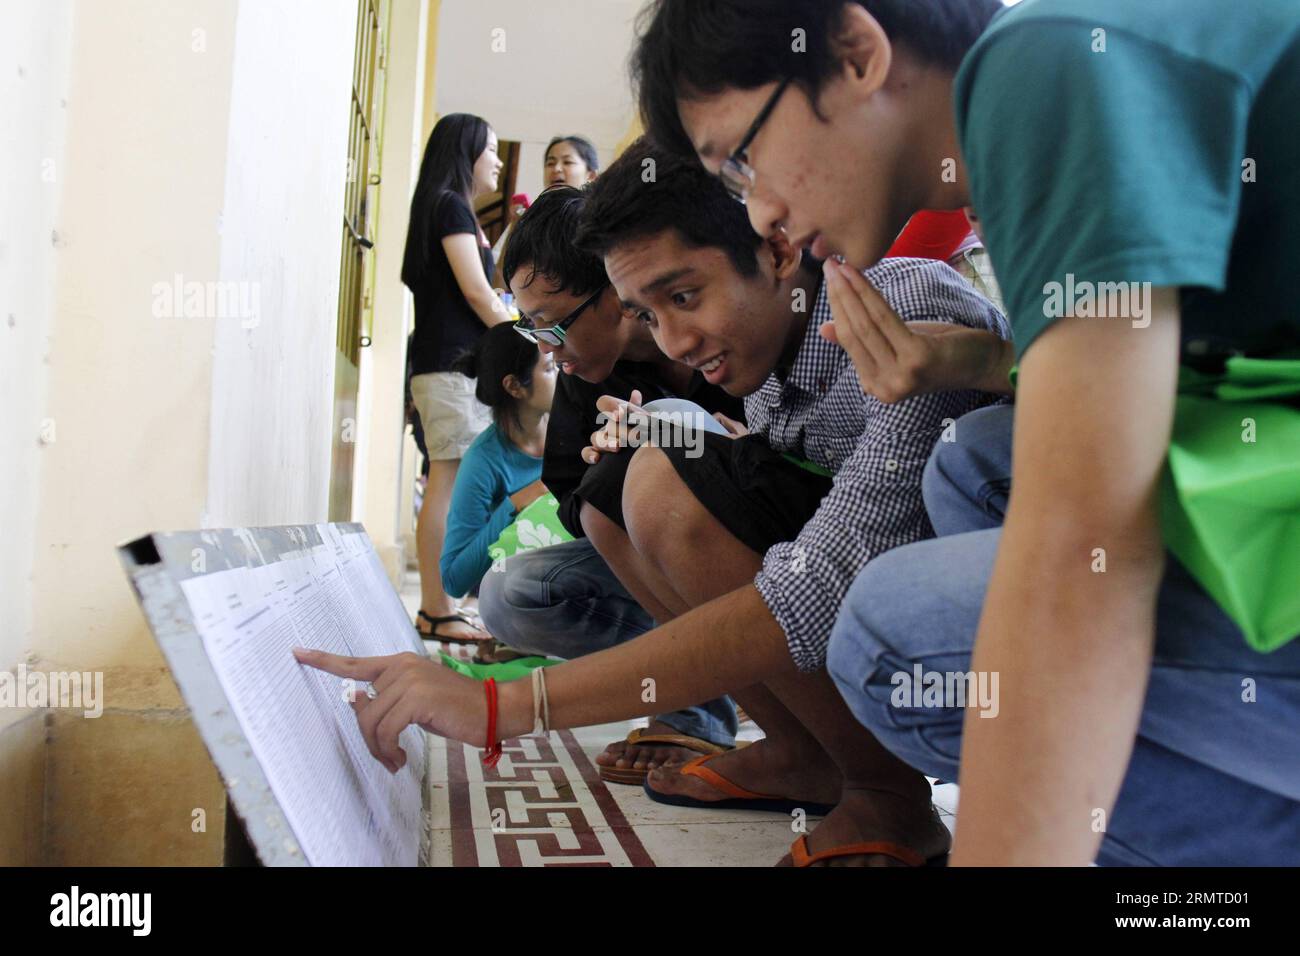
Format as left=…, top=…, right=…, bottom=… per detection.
left=543, top=135, right=600, bottom=189
left=440, top=323, right=555, bottom=601
left=401, top=112, right=510, bottom=643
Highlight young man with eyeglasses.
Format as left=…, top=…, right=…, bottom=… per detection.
left=479, top=185, right=746, bottom=780
left=565, top=137, right=1006, bottom=847
left=626, top=0, right=1300, bottom=867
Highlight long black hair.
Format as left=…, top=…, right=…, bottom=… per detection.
left=451, top=323, right=541, bottom=432
left=402, top=112, right=491, bottom=287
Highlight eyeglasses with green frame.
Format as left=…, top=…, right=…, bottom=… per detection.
left=513, top=282, right=609, bottom=347
left=719, top=77, right=792, bottom=204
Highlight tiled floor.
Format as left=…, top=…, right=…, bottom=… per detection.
left=402, top=577, right=958, bottom=866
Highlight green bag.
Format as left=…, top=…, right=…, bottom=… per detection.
left=447, top=494, right=571, bottom=682
left=487, top=492, right=574, bottom=565
left=1159, top=353, right=1300, bottom=652
left=437, top=652, right=555, bottom=683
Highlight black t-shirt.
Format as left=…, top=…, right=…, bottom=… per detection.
left=406, top=190, right=494, bottom=375
left=544, top=360, right=746, bottom=538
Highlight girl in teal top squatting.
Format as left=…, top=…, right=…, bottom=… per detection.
left=440, top=324, right=556, bottom=599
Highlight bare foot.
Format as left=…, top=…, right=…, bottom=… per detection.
left=775, top=786, right=951, bottom=867
left=595, top=720, right=725, bottom=775
left=644, top=735, right=841, bottom=808
left=472, top=639, right=530, bottom=664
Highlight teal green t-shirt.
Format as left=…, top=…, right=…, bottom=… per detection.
left=955, top=0, right=1300, bottom=362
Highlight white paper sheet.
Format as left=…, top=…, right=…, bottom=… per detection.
left=180, top=525, right=425, bottom=866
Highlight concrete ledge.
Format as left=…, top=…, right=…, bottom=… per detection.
left=0, top=713, right=46, bottom=865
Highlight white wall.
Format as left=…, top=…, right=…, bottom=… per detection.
left=0, top=0, right=73, bottom=683
left=432, top=0, right=644, bottom=200
left=204, top=0, right=356, bottom=528
left=22, top=0, right=237, bottom=670
left=0, top=0, right=425, bottom=865
left=2, top=0, right=242, bottom=866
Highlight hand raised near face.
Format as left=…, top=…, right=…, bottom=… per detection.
left=822, top=258, right=1010, bottom=403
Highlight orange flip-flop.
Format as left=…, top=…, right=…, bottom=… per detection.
left=643, top=753, right=836, bottom=816
left=789, top=834, right=947, bottom=867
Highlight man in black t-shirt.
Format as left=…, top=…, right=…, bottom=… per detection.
left=477, top=187, right=744, bottom=782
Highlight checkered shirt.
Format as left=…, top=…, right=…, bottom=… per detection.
left=745, top=257, right=1010, bottom=671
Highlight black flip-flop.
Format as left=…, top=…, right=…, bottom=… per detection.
left=415, top=610, right=487, bottom=645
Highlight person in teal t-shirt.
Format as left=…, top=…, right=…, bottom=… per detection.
left=957, top=0, right=1300, bottom=367
left=621, top=0, right=1300, bottom=866
left=439, top=323, right=556, bottom=601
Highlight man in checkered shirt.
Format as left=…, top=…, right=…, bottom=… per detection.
left=564, top=139, right=1008, bottom=844
left=589, top=254, right=1008, bottom=673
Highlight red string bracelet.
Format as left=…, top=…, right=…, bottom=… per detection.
left=482, top=677, right=503, bottom=767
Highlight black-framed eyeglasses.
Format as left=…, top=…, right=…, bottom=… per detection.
left=513, top=283, right=608, bottom=347
left=719, top=77, right=792, bottom=204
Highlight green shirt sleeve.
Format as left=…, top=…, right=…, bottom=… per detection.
left=956, top=19, right=1251, bottom=360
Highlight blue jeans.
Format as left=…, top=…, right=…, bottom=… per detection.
left=829, top=405, right=1300, bottom=865
left=477, top=537, right=738, bottom=747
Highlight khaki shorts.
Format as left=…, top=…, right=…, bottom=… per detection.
left=410, top=372, right=493, bottom=460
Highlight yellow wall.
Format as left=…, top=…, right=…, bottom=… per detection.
left=357, top=0, right=431, bottom=584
